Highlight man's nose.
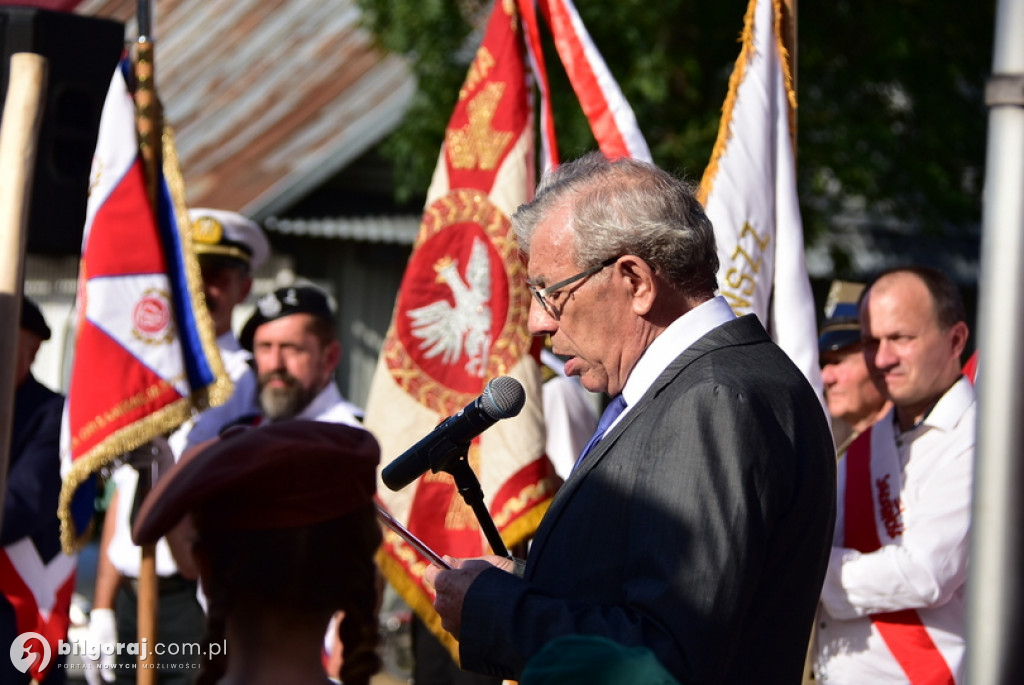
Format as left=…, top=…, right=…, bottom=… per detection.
left=262, top=347, right=286, bottom=371
left=527, top=297, right=557, bottom=337
left=873, top=339, right=898, bottom=368
left=821, top=363, right=838, bottom=384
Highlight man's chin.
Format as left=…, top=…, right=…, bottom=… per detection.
left=260, top=389, right=302, bottom=421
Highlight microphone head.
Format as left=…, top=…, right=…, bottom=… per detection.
left=481, top=376, right=526, bottom=419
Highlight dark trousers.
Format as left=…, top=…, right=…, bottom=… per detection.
left=412, top=614, right=501, bottom=685
left=114, top=575, right=205, bottom=685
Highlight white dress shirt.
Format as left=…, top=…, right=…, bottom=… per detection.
left=297, top=382, right=364, bottom=427
left=814, top=376, right=976, bottom=683
left=615, top=295, right=736, bottom=430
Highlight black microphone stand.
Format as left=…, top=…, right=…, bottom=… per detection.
left=440, top=443, right=511, bottom=559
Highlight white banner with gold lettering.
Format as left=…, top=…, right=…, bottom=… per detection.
left=698, top=0, right=822, bottom=395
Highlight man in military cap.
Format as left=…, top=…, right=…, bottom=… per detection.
left=87, top=209, right=270, bottom=685
left=818, top=280, right=890, bottom=455
left=241, top=284, right=363, bottom=426
left=2, top=297, right=73, bottom=684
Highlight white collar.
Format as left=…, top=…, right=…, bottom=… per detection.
left=622, top=295, right=736, bottom=408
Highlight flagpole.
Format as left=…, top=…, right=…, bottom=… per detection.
left=134, top=1, right=160, bottom=681
left=0, top=53, right=48, bottom=535
left=782, top=0, right=796, bottom=93
left=967, top=0, right=1024, bottom=680
left=780, top=0, right=798, bottom=147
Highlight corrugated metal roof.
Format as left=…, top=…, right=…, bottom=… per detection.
left=264, top=214, right=420, bottom=244
left=74, top=0, right=415, bottom=220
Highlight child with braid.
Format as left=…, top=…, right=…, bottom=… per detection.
left=132, top=420, right=383, bottom=685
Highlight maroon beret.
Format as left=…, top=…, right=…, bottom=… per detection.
left=132, top=420, right=379, bottom=545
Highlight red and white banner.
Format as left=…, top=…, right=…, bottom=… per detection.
left=364, top=1, right=557, bottom=659
left=58, top=59, right=229, bottom=552
left=698, top=0, right=822, bottom=395
left=844, top=429, right=958, bottom=683
left=365, top=1, right=652, bottom=658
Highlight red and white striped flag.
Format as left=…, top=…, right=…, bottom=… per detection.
left=518, top=0, right=652, bottom=169
left=698, top=0, right=822, bottom=395
left=57, top=59, right=230, bottom=552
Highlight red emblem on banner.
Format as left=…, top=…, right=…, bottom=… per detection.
left=134, top=293, right=171, bottom=334
left=387, top=189, right=531, bottom=414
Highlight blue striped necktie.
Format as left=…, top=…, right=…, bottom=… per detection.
left=574, top=395, right=627, bottom=470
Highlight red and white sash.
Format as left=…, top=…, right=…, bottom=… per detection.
left=0, top=538, right=77, bottom=681
left=844, top=428, right=955, bottom=685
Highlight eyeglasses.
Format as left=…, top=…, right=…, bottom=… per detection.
left=529, top=256, right=618, bottom=317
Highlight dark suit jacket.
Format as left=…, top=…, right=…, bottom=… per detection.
left=459, top=315, right=836, bottom=683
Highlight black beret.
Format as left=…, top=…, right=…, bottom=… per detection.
left=239, top=285, right=335, bottom=351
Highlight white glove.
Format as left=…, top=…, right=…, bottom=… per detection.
left=83, top=608, right=117, bottom=685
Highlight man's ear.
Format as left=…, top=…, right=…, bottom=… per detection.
left=948, top=320, right=969, bottom=359
left=324, top=340, right=342, bottom=375
left=616, top=256, right=656, bottom=316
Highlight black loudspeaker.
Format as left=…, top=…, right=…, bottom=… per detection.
left=0, top=7, right=124, bottom=255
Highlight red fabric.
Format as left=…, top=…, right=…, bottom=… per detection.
left=0, top=550, right=75, bottom=681
left=516, top=0, right=559, bottom=171
left=538, top=0, right=632, bottom=159
left=962, top=351, right=978, bottom=385
left=372, top=0, right=554, bottom=615
left=844, top=430, right=956, bottom=685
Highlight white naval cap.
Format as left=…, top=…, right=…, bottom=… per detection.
left=189, top=207, right=270, bottom=271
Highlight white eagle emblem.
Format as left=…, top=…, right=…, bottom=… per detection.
left=407, top=237, right=492, bottom=377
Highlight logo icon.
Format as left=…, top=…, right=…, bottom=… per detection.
left=131, top=288, right=174, bottom=344
left=10, top=631, right=50, bottom=674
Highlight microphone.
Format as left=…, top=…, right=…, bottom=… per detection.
left=382, top=376, right=526, bottom=491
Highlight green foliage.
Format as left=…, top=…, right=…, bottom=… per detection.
left=356, top=0, right=480, bottom=203
left=798, top=0, right=993, bottom=241
left=358, top=0, right=994, bottom=247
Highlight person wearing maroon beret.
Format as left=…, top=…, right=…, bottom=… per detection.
left=132, top=420, right=383, bottom=685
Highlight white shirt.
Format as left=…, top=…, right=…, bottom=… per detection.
left=296, top=382, right=364, bottom=427
left=814, top=376, right=976, bottom=683
left=108, top=332, right=259, bottom=577
left=615, top=295, right=736, bottom=430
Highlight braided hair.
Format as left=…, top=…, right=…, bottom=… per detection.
left=192, top=503, right=382, bottom=685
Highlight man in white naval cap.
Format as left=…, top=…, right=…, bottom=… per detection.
left=85, top=209, right=270, bottom=685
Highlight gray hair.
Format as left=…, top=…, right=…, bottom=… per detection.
left=512, top=151, right=719, bottom=299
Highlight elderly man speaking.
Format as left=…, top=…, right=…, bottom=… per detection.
left=426, top=152, right=836, bottom=684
